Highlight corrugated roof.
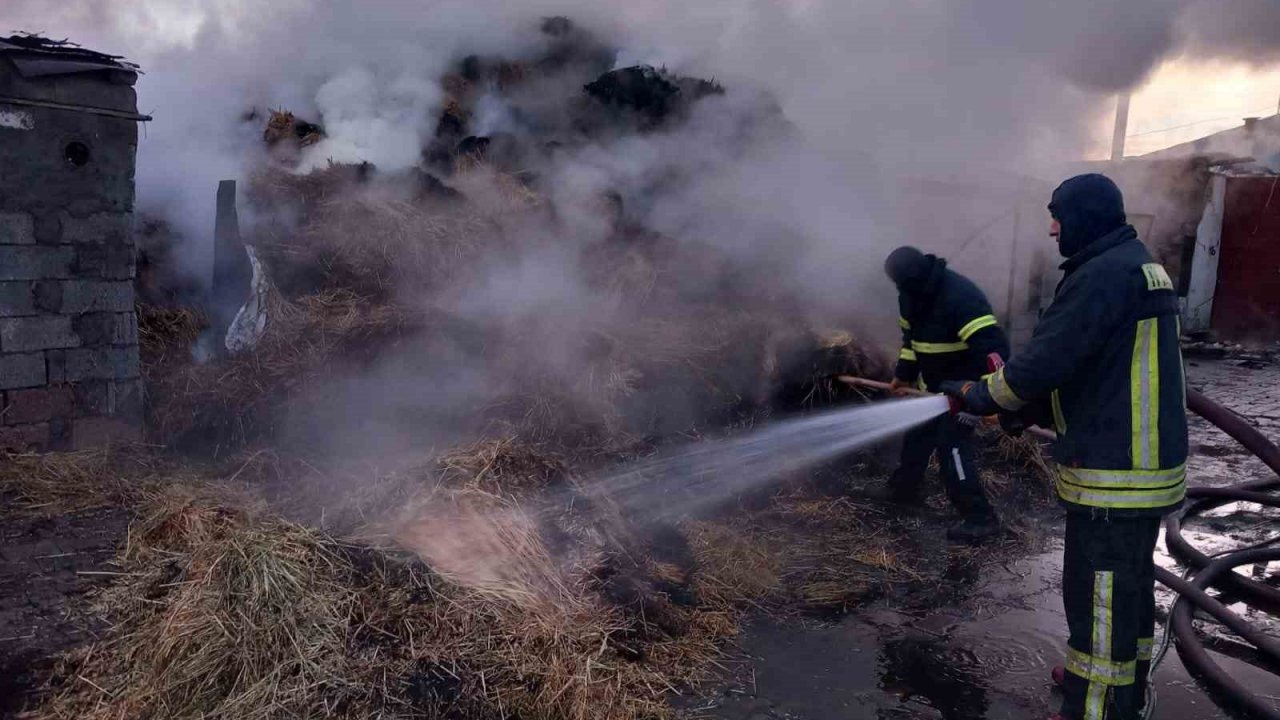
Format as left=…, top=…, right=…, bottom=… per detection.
left=0, top=34, right=140, bottom=80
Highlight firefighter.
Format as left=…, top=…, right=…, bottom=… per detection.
left=951, top=173, right=1188, bottom=720
left=869, top=246, right=1008, bottom=543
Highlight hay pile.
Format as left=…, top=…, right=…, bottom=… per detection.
left=145, top=290, right=421, bottom=449
left=134, top=15, right=880, bottom=453
left=86, top=17, right=922, bottom=720
left=6, top=445, right=766, bottom=720
left=246, top=164, right=496, bottom=301
left=33, top=491, right=704, bottom=720
left=8, top=425, right=1054, bottom=719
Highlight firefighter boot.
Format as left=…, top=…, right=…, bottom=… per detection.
left=946, top=514, right=1002, bottom=543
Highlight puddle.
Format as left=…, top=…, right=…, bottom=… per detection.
left=685, top=370, right=1280, bottom=720
left=688, top=540, right=1280, bottom=720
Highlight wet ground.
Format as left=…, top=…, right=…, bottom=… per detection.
left=2, top=356, right=1277, bottom=719
left=0, top=502, right=129, bottom=717
left=682, top=356, right=1280, bottom=720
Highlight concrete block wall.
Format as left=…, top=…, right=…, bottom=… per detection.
left=0, top=83, right=143, bottom=452
left=0, top=210, right=142, bottom=450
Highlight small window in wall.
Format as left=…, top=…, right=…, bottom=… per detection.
left=64, top=142, right=91, bottom=166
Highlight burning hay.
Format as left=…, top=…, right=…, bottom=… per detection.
left=246, top=164, right=497, bottom=300
left=393, top=489, right=580, bottom=609
left=8, top=16, right=1050, bottom=720
left=263, top=109, right=324, bottom=147
left=14, top=450, right=733, bottom=720
left=7, top=414, right=1047, bottom=720
left=134, top=19, right=872, bottom=455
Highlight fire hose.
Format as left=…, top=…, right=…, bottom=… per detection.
left=840, top=376, right=1280, bottom=718
left=1148, top=388, right=1280, bottom=720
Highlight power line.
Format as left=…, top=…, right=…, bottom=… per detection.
left=1126, top=106, right=1277, bottom=138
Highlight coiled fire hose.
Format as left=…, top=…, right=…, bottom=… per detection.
left=1146, top=388, right=1280, bottom=720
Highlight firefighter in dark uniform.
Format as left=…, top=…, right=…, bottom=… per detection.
left=952, top=174, right=1188, bottom=720
left=871, top=246, right=1008, bottom=543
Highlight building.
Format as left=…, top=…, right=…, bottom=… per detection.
left=889, top=166, right=1058, bottom=350
left=1129, top=116, right=1280, bottom=342
left=1020, top=116, right=1280, bottom=344
left=0, top=36, right=150, bottom=451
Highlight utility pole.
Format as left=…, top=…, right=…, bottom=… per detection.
left=1111, top=93, right=1131, bottom=161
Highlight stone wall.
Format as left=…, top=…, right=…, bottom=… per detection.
left=0, top=84, right=142, bottom=451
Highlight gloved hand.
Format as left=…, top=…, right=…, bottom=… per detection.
left=938, top=380, right=974, bottom=415
left=888, top=377, right=913, bottom=396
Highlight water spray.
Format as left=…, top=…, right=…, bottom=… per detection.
left=589, top=395, right=951, bottom=523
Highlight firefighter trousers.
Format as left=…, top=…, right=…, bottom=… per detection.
left=1060, top=513, right=1162, bottom=720
left=892, top=414, right=996, bottom=521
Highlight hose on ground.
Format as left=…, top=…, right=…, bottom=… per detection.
left=1165, top=551, right=1280, bottom=720
left=1150, top=389, right=1280, bottom=720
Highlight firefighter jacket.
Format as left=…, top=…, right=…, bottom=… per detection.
left=893, top=256, right=1010, bottom=393
left=966, top=225, right=1188, bottom=517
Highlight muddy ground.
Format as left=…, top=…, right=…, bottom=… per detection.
left=0, top=505, right=129, bottom=718
left=2, top=356, right=1278, bottom=719
left=678, top=355, right=1280, bottom=720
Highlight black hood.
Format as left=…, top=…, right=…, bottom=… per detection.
left=1049, top=174, right=1127, bottom=258
left=884, top=246, right=945, bottom=294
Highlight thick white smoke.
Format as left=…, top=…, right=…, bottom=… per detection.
left=8, top=0, right=1280, bottom=461
left=10, top=0, right=1280, bottom=268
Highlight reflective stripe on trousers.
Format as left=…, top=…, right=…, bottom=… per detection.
left=1085, top=571, right=1115, bottom=720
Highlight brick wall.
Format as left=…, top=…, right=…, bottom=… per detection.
left=0, top=72, right=142, bottom=451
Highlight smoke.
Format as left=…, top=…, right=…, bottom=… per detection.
left=10, top=0, right=1280, bottom=251
left=8, top=0, right=1280, bottom=464
left=1179, top=0, right=1280, bottom=64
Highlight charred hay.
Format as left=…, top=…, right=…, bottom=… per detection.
left=9, top=446, right=736, bottom=720
left=263, top=109, right=324, bottom=147
left=7, top=416, right=1053, bottom=720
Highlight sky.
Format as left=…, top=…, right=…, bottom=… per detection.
left=1125, top=58, right=1280, bottom=156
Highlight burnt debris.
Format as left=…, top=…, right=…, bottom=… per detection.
left=584, top=65, right=727, bottom=129
left=263, top=110, right=324, bottom=147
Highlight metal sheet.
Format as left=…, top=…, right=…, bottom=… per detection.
left=1211, top=176, right=1280, bottom=340
left=8, top=56, right=135, bottom=78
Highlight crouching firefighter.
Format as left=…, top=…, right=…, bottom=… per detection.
left=949, top=174, right=1188, bottom=720
left=869, top=246, right=1008, bottom=543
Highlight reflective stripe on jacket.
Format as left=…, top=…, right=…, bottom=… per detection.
left=975, top=225, right=1187, bottom=517
left=894, top=262, right=1010, bottom=392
